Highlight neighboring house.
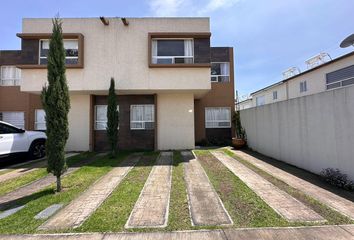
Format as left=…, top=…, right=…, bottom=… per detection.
left=238, top=51, right=354, bottom=109
left=0, top=17, right=235, bottom=152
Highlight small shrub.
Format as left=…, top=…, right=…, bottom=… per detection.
left=320, top=168, right=354, bottom=191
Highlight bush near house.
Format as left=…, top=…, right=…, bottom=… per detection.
left=320, top=168, right=354, bottom=191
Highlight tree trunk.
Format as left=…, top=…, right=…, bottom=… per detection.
left=56, top=175, right=62, bottom=192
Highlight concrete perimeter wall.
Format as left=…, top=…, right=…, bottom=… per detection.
left=240, top=85, right=354, bottom=180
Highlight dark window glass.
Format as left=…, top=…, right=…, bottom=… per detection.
left=326, top=82, right=341, bottom=90
left=211, top=63, right=221, bottom=75
left=0, top=123, right=20, bottom=134
left=157, top=40, right=184, bottom=56
left=342, top=78, right=354, bottom=86
left=65, top=58, right=79, bottom=64
left=40, top=40, right=78, bottom=65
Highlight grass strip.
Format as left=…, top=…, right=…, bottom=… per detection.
left=76, top=152, right=157, bottom=233
left=224, top=148, right=354, bottom=225
left=194, top=150, right=290, bottom=228
left=0, top=152, right=129, bottom=234
left=0, top=152, right=94, bottom=196
left=166, top=151, right=191, bottom=231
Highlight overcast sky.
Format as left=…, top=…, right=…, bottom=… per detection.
left=1, top=0, right=353, bottom=97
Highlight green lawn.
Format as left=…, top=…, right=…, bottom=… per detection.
left=0, top=152, right=128, bottom=234
left=76, top=152, right=158, bottom=232
left=194, top=150, right=290, bottom=228
left=0, top=152, right=94, bottom=196
left=223, top=148, right=354, bottom=225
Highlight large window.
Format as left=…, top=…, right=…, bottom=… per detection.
left=211, top=62, right=230, bottom=82
left=300, top=81, right=307, bottom=93
left=35, top=109, right=46, bottom=130
left=0, top=112, right=25, bottom=129
left=205, top=107, right=231, bottom=128
left=130, top=105, right=154, bottom=130
left=39, top=39, right=79, bottom=65
left=151, top=39, right=193, bottom=64
left=0, top=66, right=21, bottom=86
left=94, top=105, right=119, bottom=130
left=326, top=65, right=354, bottom=90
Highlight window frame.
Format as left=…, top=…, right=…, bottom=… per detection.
left=256, top=95, right=265, bottom=106
left=300, top=81, right=307, bottom=93
left=205, top=107, right=231, bottom=129
left=39, top=39, right=79, bottom=65
left=151, top=38, right=194, bottom=65
left=272, top=91, right=278, bottom=100
left=0, top=111, right=25, bottom=129
left=130, top=104, right=155, bottom=130
left=34, top=109, right=46, bottom=130
left=94, top=105, right=120, bottom=131
left=0, top=66, right=21, bottom=86
left=210, top=62, right=230, bottom=83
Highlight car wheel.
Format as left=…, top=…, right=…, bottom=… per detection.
left=29, top=140, right=46, bottom=159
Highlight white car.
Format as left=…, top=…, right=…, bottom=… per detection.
left=0, top=121, right=47, bottom=160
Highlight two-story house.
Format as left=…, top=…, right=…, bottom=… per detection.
left=0, top=17, right=235, bottom=152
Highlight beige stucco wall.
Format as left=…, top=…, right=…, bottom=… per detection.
left=157, top=93, right=195, bottom=150
left=65, top=94, right=90, bottom=152
left=20, top=18, right=211, bottom=94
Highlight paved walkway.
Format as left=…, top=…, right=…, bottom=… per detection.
left=183, top=151, right=232, bottom=226
left=0, top=153, right=79, bottom=183
left=38, top=154, right=142, bottom=231
left=125, top=152, right=172, bottom=228
left=0, top=153, right=103, bottom=211
left=1, top=225, right=353, bottom=239
left=211, top=151, right=324, bottom=223
left=230, top=149, right=354, bottom=220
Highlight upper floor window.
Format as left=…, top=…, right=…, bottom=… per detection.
left=130, top=105, right=154, bottom=130
left=273, top=91, right=278, bottom=100
left=151, top=39, right=193, bottom=64
left=300, top=81, right=307, bottom=93
left=0, top=66, right=21, bottom=86
left=256, top=96, right=265, bottom=106
left=211, top=62, right=230, bottom=82
left=39, top=39, right=79, bottom=65
left=326, top=65, right=354, bottom=90
left=205, top=107, right=231, bottom=128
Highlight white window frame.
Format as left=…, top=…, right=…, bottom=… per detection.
left=39, top=39, right=79, bottom=65
left=300, top=81, right=307, bottom=93
left=151, top=38, right=194, bottom=64
left=0, top=66, right=21, bottom=86
left=0, top=111, right=25, bottom=129
left=34, top=109, right=46, bottom=130
left=326, top=76, right=354, bottom=90
left=256, top=95, right=265, bottom=106
left=211, top=62, right=230, bottom=82
left=205, top=107, right=231, bottom=129
left=130, top=104, right=155, bottom=130
left=273, top=91, right=278, bottom=100
left=94, top=105, right=119, bottom=130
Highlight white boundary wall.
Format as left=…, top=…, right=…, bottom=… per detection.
left=240, top=85, right=354, bottom=180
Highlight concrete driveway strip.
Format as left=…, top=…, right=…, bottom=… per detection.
left=182, top=151, right=233, bottom=226
left=0, top=153, right=104, bottom=211
left=125, top=152, right=172, bottom=228
left=211, top=151, right=325, bottom=223
left=38, top=153, right=142, bottom=230
left=230, top=149, right=354, bottom=220
left=0, top=153, right=79, bottom=183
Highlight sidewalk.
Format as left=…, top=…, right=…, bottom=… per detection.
left=0, top=225, right=353, bottom=239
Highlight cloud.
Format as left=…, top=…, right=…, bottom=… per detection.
left=148, top=0, right=240, bottom=16
left=198, top=0, right=240, bottom=15
left=148, top=0, right=187, bottom=16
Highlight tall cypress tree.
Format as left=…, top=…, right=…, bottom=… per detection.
left=107, top=78, right=119, bottom=157
left=41, top=17, right=70, bottom=192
